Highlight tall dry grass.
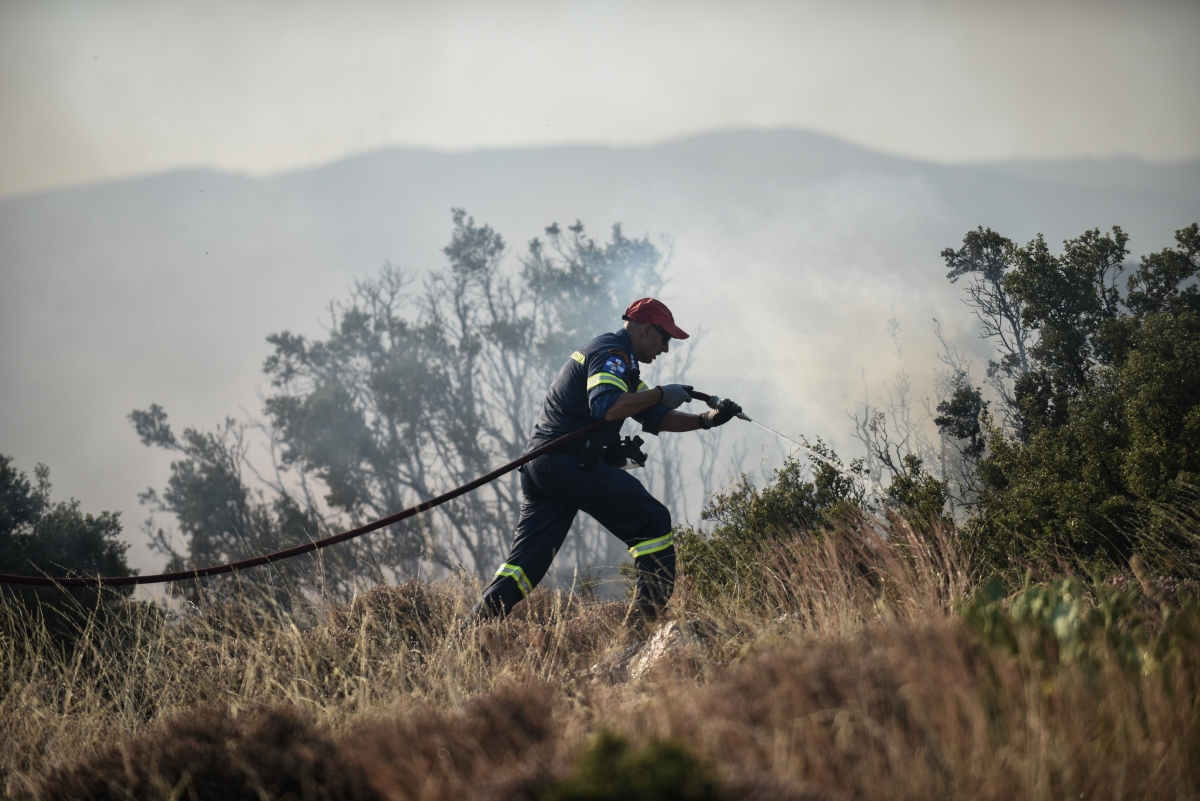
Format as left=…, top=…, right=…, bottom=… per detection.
left=3, top=515, right=1197, bottom=800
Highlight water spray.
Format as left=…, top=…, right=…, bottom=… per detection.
left=744, top=419, right=889, bottom=501
left=688, top=387, right=887, bottom=501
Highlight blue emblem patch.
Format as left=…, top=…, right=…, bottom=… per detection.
left=602, top=355, right=627, bottom=376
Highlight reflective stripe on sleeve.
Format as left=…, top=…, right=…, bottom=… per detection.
left=586, top=373, right=629, bottom=392
left=495, top=563, right=533, bottom=597
left=571, top=351, right=586, bottom=365
left=637, top=381, right=649, bottom=392
left=629, top=531, right=674, bottom=559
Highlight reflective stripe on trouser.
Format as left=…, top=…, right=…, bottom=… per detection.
left=630, top=544, right=675, bottom=631
left=629, top=531, right=673, bottom=559
left=495, top=563, right=533, bottom=597
left=468, top=453, right=674, bottom=622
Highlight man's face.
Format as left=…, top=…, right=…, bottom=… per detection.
left=632, top=322, right=671, bottom=364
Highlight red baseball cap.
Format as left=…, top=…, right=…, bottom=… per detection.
left=622, top=297, right=690, bottom=340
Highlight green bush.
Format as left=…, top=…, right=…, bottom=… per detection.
left=0, top=454, right=135, bottom=646
left=958, top=566, right=1199, bottom=675
left=675, top=444, right=864, bottom=606
left=541, top=730, right=725, bottom=801
left=883, top=454, right=949, bottom=521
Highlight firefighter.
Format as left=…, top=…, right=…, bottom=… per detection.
left=464, top=297, right=742, bottom=631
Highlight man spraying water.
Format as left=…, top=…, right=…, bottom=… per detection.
left=464, top=298, right=742, bottom=630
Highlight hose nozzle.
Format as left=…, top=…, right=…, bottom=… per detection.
left=686, top=388, right=751, bottom=422
left=706, top=395, right=752, bottom=422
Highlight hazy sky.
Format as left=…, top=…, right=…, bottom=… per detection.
left=2, top=0, right=1198, bottom=198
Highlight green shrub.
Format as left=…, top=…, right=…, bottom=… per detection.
left=884, top=454, right=949, bottom=523
left=958, top=566, right=1199, bottom=674
left=675, top=445, right=864, bottom=606
left=541, top=730, right=724, bottom=801
left=0, top=455, right=135, bottom=647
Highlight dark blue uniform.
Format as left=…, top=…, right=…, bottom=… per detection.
left=470, top=329, right=676, bottom=625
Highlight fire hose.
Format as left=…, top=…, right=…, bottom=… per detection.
left=0, top=391, right=744, bottom=588
left=0, top=388, right=879, bottom=588
left=0, top=418, right=612, bottom=588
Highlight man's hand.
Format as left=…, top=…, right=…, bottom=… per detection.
left=698, top=398, right=742, bottom=429
left=658, top=384, right=692, bottom=410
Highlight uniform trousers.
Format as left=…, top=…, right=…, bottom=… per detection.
left=469, top=452, right=675, bottom=627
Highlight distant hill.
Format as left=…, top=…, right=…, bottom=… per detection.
left=2, top=129, right=1197, bottom=572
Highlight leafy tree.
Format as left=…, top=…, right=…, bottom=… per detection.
left=939, top=223, right=1200, bottom=573
left=929, top=367, right=989, bottom=512
left=1006, top=227, right=1129, bottom=434
left=129, top=406, right=355, bottom=605
left=0, top=454, right=133, bottom=640
left=933, top=372, right=987, bottom=463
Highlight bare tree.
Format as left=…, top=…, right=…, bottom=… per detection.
left=922, top=319, right=986, bottom=515
left=850, top=311, right=938, bottom=485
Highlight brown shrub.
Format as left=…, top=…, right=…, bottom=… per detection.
left=34, top=703, right=374, bottom=801
left=347, top=677, right=568, bottom=801
left=11, top=513, right=1200, bottom=801
left=327, top=581, right=455, bottom=652
left=636, top=619, right=1200, bottom=801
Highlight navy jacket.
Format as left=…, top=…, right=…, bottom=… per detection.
left=526, top=329, right=669, bottom=452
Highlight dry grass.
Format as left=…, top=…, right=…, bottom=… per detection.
left=3, top=516, right=1197, bottom=800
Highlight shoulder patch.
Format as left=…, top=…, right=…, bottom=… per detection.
left=602, top=355, right=627, bottom=376
left=571, top=351, right=585, bottom=365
